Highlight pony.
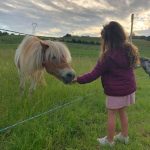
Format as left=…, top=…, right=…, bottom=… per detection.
left=15, top=36, right=75, bottom=94
left=140, top=57, right=150, bottom=76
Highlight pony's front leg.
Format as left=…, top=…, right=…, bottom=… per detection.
left=19, top=74, right=25, bottom=95
left=29, top=78, right=37, bottom=95
left=38, top=71, right=47, bottom=86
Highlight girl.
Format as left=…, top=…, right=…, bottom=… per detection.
left=73, top=21, right=139, bottom=146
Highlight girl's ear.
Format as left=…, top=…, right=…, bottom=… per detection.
left=40, top=41, right=49, bottom=51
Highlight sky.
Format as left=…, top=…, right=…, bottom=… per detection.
left=0, top=0, right=150, bottom=37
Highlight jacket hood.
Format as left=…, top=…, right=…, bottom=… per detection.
left=108, top=50, right=130, bottom=68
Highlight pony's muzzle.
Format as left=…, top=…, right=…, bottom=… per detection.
left=62, top=71, right=76, bottom=84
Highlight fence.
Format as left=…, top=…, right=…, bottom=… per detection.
left=0, top=28, right=101, bottom=45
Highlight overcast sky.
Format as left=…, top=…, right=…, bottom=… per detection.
left=0, top=0, right=150, bottom=37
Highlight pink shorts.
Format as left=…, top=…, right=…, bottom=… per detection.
left=106, top=92, right=135, bottom=109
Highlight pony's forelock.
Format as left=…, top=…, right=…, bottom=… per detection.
left=44, top=41, right=71, bottom=63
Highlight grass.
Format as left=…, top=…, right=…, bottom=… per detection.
left=0, top=37, right=150, bottom=150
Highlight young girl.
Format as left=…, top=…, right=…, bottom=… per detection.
left=73, top=21, right=139, bottom=146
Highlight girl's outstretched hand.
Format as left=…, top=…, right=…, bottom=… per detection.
left=71, top=77, right=77, bottom=84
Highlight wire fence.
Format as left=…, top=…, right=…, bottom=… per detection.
left=0, top=92, right=96, bottom=133
left=0, top=28, right=34, bottom=36
left=0, top=28, right=56, bottom=46
left=0, top=28, right=101, bottom=45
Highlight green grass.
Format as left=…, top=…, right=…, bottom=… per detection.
left=0, top=37, right=150, bottom=150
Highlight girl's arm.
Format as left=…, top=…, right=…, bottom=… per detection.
left=76, top=58, right=109, bottom=84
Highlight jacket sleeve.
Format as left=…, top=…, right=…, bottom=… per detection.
left=77, top=58, right=109, bottom=84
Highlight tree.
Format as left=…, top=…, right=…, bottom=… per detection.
left=63, top=33, right=72, bottom=37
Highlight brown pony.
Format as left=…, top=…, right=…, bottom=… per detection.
left=15, top=36, right=75, bottom=94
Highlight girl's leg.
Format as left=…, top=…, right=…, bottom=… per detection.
left=107, top=109, right=117, bottom=142
left=118, top=107, right=128, bottom=137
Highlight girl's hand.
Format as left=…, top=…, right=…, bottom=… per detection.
left=71, top=78, right=77, bottom=84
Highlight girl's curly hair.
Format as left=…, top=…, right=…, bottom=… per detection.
left=100, top=21, right=140, bottom=67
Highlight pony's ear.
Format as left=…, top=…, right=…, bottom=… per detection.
left=40, top=41, right=49, bottom=51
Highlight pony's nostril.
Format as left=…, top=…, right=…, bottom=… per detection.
left=62, top=71, right=76, bottom=84
left=66, top=73, right=73, bottom=78
left=65, top=72, right=75, bottom=80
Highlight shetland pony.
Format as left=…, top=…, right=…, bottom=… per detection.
left=15, top=36, right=75, bottom=94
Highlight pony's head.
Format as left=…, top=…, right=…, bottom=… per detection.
left=39, top=40, right=75, bottom=83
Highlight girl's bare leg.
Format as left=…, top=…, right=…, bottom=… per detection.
left=107, top=109, right=117, bottom=142
left=118, top=107, right=128, bottom=137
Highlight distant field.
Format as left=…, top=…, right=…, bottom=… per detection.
left=0, top=35, right=150, bottom=150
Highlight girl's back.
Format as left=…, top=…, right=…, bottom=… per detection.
left=101, top=47, right=136, bottom=96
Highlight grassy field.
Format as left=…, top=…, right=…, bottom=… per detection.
left=0, top=36, right=150, bottom=150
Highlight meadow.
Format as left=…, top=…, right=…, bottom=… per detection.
left=0, top=35, right=150, bottom=150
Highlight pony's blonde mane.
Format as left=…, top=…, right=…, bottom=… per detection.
left=44, top=40, right=72, bottom=63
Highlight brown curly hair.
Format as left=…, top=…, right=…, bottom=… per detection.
left=100, top=21, right=140, bottom=67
